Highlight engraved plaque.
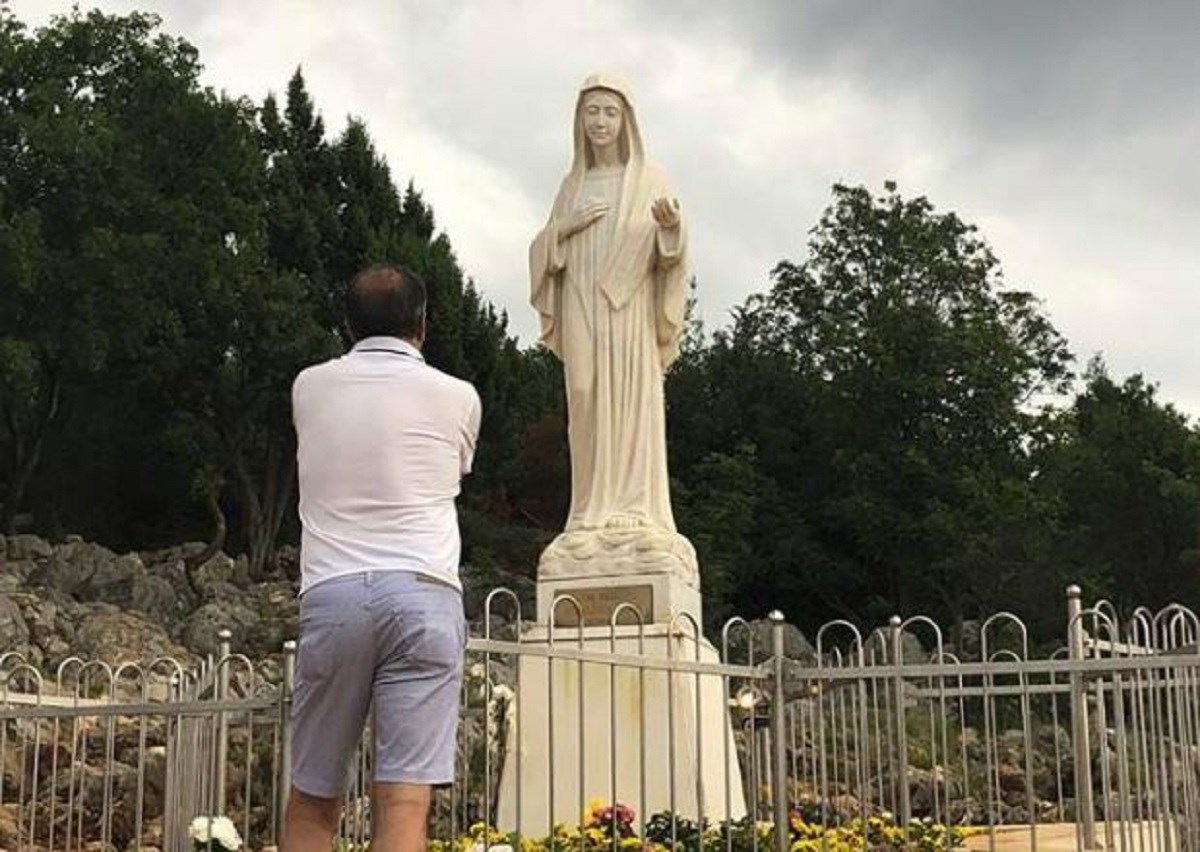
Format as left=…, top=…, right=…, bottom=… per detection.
left=552, top=585, right=654, bottom=627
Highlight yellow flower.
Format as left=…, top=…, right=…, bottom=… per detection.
left=584, top=797, right=606, bottom=822
left=584, top=827, right=607, bottom=844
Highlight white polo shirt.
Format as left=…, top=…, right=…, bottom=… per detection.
left=292, top=336, right=482, bottom=594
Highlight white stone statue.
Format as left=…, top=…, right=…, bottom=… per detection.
left=530, top=73, right=697, bottom=583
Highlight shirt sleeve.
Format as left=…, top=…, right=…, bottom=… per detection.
left=459, top=386, right=483, bottom=476
left=291, top=370, right=308, bottom=431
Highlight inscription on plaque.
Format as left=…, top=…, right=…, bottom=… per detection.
left=552, top=585, right=654, bottom=627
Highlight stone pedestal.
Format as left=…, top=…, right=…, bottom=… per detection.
left=535, top=526, right=702, bottom=626
left=494, top=525, right=746, bottom=833
left=495, top=623, right=746, bottom=833
left=537, top=568, right=703, bottom=628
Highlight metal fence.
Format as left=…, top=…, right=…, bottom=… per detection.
left=776, top=588, right=1199, bottom=850
left=3, top=585, right=1200, bottom=851
left=0, top=639, right=286, bottom=852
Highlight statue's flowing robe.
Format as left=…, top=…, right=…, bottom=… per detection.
left=530, top=94, right=689, bottom=533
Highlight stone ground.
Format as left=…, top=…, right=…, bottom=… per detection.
left=964, top=821, right=1178, bottom=851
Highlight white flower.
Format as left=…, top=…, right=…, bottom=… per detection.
left=491, top=684, right=514, bottom=703
left=189, top=816, right=243, bottom=851
left=468, top=662, right=486, bottom=680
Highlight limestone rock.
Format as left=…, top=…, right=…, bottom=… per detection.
left=141, top=746, right=168, bottom=818
left=180, top=600, right=260, bottom=657
left=2, top=533, right=306, bottom=665
left=6, top=533, right=52, bottom=562
left=0, top=556, right=34, bottom=583
left=35, top=540, right=119, bottom=596
left=728, top=617, right=815, bottom=664
left=194, top=551, right=237, bottom=591
left=17, top=593, right=75, bottom=669
left=73, top=609, right=192, bottom=665
left=0, top=803, right=20, bottom=850
left=0, top=593, right=28, bottom=637
left=0, top=593, right=30, bottom=652
left=80, top=550, right=146, bottom=604
left=864, top=626, right=928, bottom=664
left=20, top=594, right=59, bottom=645
left=130, top=572, right=188, bottom=624
left=244, top=581, right=298, bottom=654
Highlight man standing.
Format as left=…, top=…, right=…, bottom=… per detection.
left=284, top=264, right=482, bottom=852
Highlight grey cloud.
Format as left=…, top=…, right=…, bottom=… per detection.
left=8, top=0, right=1198, bottom=418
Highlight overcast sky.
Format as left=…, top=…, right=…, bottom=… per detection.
left=11, top=0, right=1200, bottom=419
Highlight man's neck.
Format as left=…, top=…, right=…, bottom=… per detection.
left=352, top=335, right=424, bottom=357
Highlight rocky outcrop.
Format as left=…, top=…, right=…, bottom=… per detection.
left=0, top=534, right=301, bottom=670
left=0, top=533, right=522, bottom=671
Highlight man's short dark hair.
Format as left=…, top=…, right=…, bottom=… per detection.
left=346, top=264, right=428, bottom=341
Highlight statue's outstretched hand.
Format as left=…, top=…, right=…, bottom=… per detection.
left=559, top=199, right=610, bottom=241
left=651, top=197, right=680, bottom=229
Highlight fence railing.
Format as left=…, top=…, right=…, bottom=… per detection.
left=776, top=588, right=1199, bottom=850
left=3, top=585, right=1199, bottom=851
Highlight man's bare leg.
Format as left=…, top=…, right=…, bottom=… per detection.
left=281, top=786, right=341, bottom=852
left=371, top=782, right=432, bottom=852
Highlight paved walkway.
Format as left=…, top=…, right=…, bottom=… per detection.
left=964, top=821, right=1177, bottom=851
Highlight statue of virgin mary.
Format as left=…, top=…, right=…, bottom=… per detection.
left=530, top=73, right=697, bottom=582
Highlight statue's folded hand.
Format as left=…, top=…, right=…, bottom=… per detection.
left=558, top=199, right=610, bottom=241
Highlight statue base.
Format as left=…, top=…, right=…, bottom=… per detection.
left=536, top=526, right=701, bottom=626
left=494, top=623, right=746, bottom=832
left=493, top=527, right=746, bottom=831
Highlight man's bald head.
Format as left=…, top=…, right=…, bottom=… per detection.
left=346, top=264, right=428, bottom=344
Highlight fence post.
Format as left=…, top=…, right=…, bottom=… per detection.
left=279, top=639, right=297, bottom=842
left=889, top=616, right=911, bottom=831
left=216, top=628, right=231, bottom=815
left=769, top=610, right=788, bottom=852
left=1067, top=585, right=1096, bottom=850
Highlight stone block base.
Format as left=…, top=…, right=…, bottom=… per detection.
left=536, top=569, right=702, bottom=627
left=495, top=624, right=746, bottom=832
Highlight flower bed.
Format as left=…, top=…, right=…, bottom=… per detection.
left=429, top=800, right=980, bottom=852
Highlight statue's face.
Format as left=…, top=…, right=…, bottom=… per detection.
left=581, top=89, right=623, bottom=155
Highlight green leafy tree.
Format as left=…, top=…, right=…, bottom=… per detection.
left=668, top=318, right=839, bottom=627
left=672, top=183, right=1074, bottom=632
left=671, top=442, right=763, bottom=631
left=0, top=8, right=263, bottom=535
left=1034, top=360, right=1200, bottom=614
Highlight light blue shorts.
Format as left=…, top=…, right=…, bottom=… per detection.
left=290, top=570, right=465, bottom=796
